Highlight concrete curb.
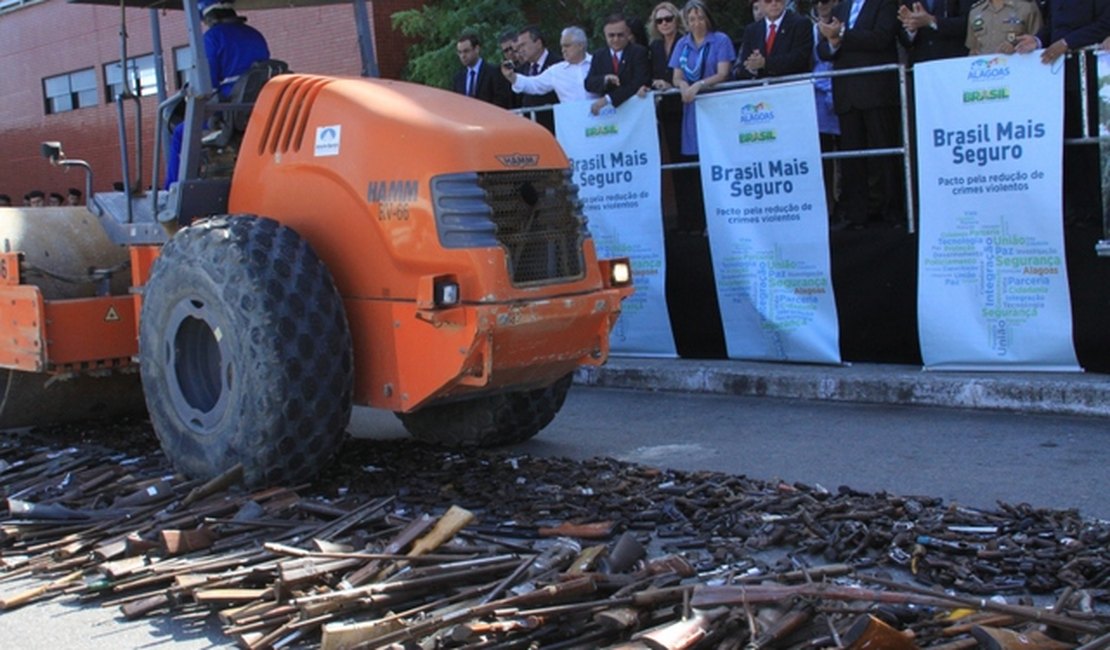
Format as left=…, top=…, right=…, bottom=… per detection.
left=575, top=358, right=1110, bottom=418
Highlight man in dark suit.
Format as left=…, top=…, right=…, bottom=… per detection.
left=515, top=25, right=562, bottom=130
left=498, top=29, right=524, bottom=109
left=1016, top=0, right=1110, bottom=61
left=896, top=0, right=973, bottom=62
left=817, top=0, right=903, bottom=228
left=736, top=0, right=814, bottom=79
left=585, top=13, right=652, bottom=115
left=1015, top=0, right=1110, bottom=224
left=452, top=32, right=511, bottom=108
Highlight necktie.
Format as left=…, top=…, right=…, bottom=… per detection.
left=848, top=0, right=864, bottom=28
left=530, top=62, right=539, bottom=76
left=612, top=51, right=620, bottom=73
left=467, top=69, right=476, bottom=96
left=765, top=23, right=777, bottom=54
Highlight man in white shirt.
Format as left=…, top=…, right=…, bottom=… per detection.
left=502, top=26, right=599, bottom=104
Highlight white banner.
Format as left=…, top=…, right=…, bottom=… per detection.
left=1100, top=52, right=1110, bottom=226
left=915, top=54, right=1079, bottom=371
left=695, top=82, right=841, bottom=363
left=554, top=97, right=677, bottom=357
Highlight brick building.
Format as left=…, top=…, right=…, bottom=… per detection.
left=0, top=0, right=418, bottom=200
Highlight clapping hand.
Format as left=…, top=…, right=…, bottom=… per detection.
left=818, top=17, right=843, bottom=45
left=898, top=2, right=935, bottom=31
left=744, top=50, right=766, bottom=75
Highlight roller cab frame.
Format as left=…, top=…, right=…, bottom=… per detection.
left=0, top=0, right=632, bottom=486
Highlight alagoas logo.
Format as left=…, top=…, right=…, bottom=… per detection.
left=739, top=101, right=774, bottom=124
left=967, top=56, right=1010, bottom=81
left=495, top=153, right=540, bottom=168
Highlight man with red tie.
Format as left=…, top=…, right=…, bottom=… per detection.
left=585, top=13, right=652, bottom=115
left=736, top=0, right=814, bottom=79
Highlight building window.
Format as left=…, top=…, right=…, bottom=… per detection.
left=104, top=54, right=160, bottom=100
left=43, top=68, right=98, bottom=114
left=173, top=46, right=194, bottom=90
left=0, top=0, right=42, bottom=15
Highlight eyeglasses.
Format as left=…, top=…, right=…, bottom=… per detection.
left=502, top=47, right=515, bottom=55
left=655, top=14, right=675, bottom=24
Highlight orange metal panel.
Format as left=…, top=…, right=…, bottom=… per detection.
left=349, top=284, right=630, bottom=412
left=228, top=76, right=590, bottom=309
left=0, top=252, right=23, bottom=287
left=42, top=297, right=138, bottom=368
left=129, top=246, right=160, bottom=289
left=129, top=245, right=160, bottom=325
left=0, top=284, right=47, bottom=372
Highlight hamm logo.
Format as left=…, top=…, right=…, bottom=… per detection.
left=740, top=101, right=774, bottom=123
left=967, top=56, right=1010, bottom=81
left=496, top=153, right=540, bottom=168
left=739, top=130, right=776, bottom=144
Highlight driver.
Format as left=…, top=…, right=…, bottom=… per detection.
left=165, top=0, right=270, bottom=188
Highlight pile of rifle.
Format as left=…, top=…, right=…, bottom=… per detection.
left=1, top=434, right=1108, bottom=649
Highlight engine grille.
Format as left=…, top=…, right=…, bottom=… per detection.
left=432, top=170, right=587, bottom=286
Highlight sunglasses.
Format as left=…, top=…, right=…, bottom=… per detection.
left=655, top=14, right=675, bottom=24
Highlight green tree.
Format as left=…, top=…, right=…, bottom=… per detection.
left=392, top=0, right=526, bottom=88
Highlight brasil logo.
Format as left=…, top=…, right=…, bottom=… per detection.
left=739, top=130, right=776, bottom=144
left=585, top=124, right=618, bottom=137
left=963, top=86, right=1010, bottom=103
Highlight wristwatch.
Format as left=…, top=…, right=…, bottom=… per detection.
left=838, top=24, right=846, bottom=38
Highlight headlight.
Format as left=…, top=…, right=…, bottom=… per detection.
left=434, top=278, right=460, bottom=307
left=608, top=259, right=632, bottom=286
left=417, top=274, right=461, bottom=309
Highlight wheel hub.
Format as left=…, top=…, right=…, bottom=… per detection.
left=165, top=298, right=232, bottom=433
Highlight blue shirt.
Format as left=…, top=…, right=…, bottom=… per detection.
left=668, top=31, right=736, bottom=155
left=204, top=20, right=270, bottom=98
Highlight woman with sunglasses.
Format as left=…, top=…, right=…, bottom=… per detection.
left=642, top=1, right=687, bottom=183
left=647, top=2, right=684, bottom=92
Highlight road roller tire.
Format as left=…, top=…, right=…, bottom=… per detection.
left=139, top=216, right=353, bottom=487
left=396, top=373, right=573, bottom=447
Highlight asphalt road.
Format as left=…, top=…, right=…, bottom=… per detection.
left=3, top=386, right=1107, bottom=649
left=350, top=386, right=1109, bottom=520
